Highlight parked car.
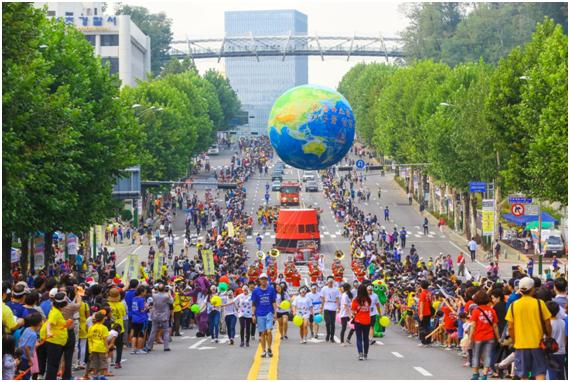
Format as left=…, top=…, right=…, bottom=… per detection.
left=271, top=180, right=282, bottom=191
left=305, top=180, right=318, bottom=192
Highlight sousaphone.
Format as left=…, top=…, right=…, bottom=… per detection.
left=256, top=250, right=265, bottom=260
left=268, top=248, right=280, bottom=258
left=334, top=250, right=345, bottom=261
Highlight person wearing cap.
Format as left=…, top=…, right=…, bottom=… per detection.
left=2, top=283, right=20, bottom=334
left=44, top=292, right=70, bottom=380
left=505, top=277, right=553, bottom=380
left=107, top=288, right=126, bottom=369
left=251, top=273, right=277, bottom=358
left=7, top=284, right=27, bottom=318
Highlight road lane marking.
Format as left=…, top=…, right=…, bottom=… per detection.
left=268, top=330, right=281, bottom=380
left=188, top=339, right=208, bottom=349
left=413, top=367, right=433, bottom=376
left=391, top=351, right=404, bottom=358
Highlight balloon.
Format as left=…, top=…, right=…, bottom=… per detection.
left=279, top=300, right=291, bottom=310
left=218, top=282, right=228, bottom=292
left=293, top=315, right=303, bottom=327
left=191, top=304, right=200, bottom=314
left=379, top=316, right=391, bottom=327
left=211, top=296, right=222, bottom=307
left=219, top=275, right=230, bottom=284
left=314, top=314, right=323, bottom=324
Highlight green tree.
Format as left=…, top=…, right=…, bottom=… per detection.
left=203, top=69, right=241, bottom=129
left=116, top=4, right=173, bottom=75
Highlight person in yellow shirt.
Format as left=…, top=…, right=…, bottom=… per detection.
left=77, top=298, right=90, bottom=369
left=45, top=292, right=70, bottom=380
left=172, top=288, right=182, bottom=336
left=87, top=312, right=110, bottom=379
left=505, top=277, right=552, bottom=380
left=107, top=288, right=127, bottom=369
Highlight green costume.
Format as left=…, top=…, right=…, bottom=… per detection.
left=372, top=280, right=388, bottom=337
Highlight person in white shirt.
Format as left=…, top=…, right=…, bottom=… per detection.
left=339, top=283, right=354, bottom=345
left=221, top=290, right=237, bottom=345
left=320, top=276, right=341, bottom=343
left=292, top=286, right=313, bottom=344
left=183, top=236, right=190, bottom=257
left=467, top=238, right=478, bottom=262
left=236, top=286, right=253, bottom=347
left=306, top=284, right=322, bottom=338
left=367, top=284, right=382, bottom=345
left=275, top=284, right=290, bottom=340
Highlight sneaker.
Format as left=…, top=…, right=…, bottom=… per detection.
left=240, top=342, right=244, bottom=347
left=246, top=342, right=250, bottom=347
left=229, top=339, right=234, bottom=345
left=284, top=336, right=288, bottom=339
left=136, top=349, right=148, bottom=354
left=480, top=376, right=487, bottom=380
left=164, top=348, right=171, bottom=352
left=346, top=339, right=351, bottom=345
left=211, top=339, right=216, bottom=343
left=369, top=340, right=376, bottom=345
left=114, top=363, right=122, bottom=369
left=268, top=348, right=273, bottom=357
left=261, top=351, right=267, bottom=358
left=470, top=374, right=479, bottom=380
left=215, top=339, right=219, bottom=343
left=364, top=354, right=368, bottom=360
left=358, top=353, right=364, bottom=361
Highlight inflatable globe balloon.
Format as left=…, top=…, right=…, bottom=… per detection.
left=279, top=300, right=291, bottom=311
left=268, top=84, right=355, bottom=170
left=191, top=304, right=200, bottom=314
left=313, top=314, right=323, bottom=324
left=211, top=296, right=222, bottom=307
left=293, top=315, right=304, bottom=327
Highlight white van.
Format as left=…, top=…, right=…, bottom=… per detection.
left=207, top=144, right=219, bottom=155
left=543, top=230, right=565, bottom=257
left=302, top=171, right=316, bottom=182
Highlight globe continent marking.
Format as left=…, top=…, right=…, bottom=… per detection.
left=268, top=85, right=356, bottom=170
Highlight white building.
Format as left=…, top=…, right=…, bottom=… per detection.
left=34, top=2, right=151, bottom=87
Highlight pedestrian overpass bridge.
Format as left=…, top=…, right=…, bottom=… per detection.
left=168, top=34, right=404, bottom=62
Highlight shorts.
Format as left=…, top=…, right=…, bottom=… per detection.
left=309, top=314, right=314, bottom=323
left=131, top=322, right=145, bottom=338
left=276, top=312, right=288, bottom=319
left=256, top=313, right=274, bottom=333
left=446, top=328, right=456, bottom=334
left=88, top=352, right=107, bottom=371
left=370, top=315, right=377, bottom=325
left=514, top=349, right=548, bottom=378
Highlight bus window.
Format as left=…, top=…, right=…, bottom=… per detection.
left=298, top=225, right=305, bottom=233
left=306, top=224, right=315, bottom=233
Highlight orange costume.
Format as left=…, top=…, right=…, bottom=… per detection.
left=247, top=266, right=259, bottom=283
left=291, top=271, right=301, bottom=287
left=284, top=262, right=296, bottom=283
left=332, top=261, right=345, bottom=283
left=308, top=262, right=321, bottom=283
left=267, top=262, right=278, bottom=281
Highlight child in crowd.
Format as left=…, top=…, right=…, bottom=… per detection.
left=17, top=312, right=43, bottom=380
left=86, top=312, right=110, bottom=379
left=3, top=334, right=19, bottom=380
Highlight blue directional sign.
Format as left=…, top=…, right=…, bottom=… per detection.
left=469, top=181, right=487, bottom=193
left=508, top=196, right=533, bottom=204
left=355, top=160, right=366, bottom=169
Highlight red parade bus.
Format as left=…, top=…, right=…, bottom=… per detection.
left=280, top=181, right=301, bottom=206
left=274, top=208, right=320, bottom=252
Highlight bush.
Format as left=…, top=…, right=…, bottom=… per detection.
left=120, top=209, right=133, bottom=222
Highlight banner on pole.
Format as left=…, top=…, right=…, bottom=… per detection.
left=482, top=199, right=495, bottom=237
left=201, top=249, right=215, bottom=276
left=67, top=233, right=78, bottom=255
left=33, top=232, right=45, bottom=270
left=153, top=252, right=165, bottom=281
left=226, top=222, right=235, bottom=238
left=122, top=253, right=140, bottom=284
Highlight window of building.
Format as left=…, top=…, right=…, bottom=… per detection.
left=86, top=8, right=91, bottom=16
left=94, top=8, right=98, bottom=15
left=100, top=35, right=119, bottom=46
left=101, top=57, right=119, bottom=75
left=65, top=12, right=73, bottom=16
left=84, top=35, right=96, bottom=46
left=47, top=10, right=55, bottom=17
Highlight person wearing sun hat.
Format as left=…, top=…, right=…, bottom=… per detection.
left=107, top=288, right=126, bottom=369
left=506, top=277, right=553, bottom=380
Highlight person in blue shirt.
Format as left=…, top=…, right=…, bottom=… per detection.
left=527, top=258, right=534, bottom=277
left=399, top=228, right=407, bottom=248
left=130, top=285, right=148, bottom=354
left=7, top=285, right=26, bottom=318
left=251, top=273, right=277, bottom=358
left=17, top=312, right=42, bottom=380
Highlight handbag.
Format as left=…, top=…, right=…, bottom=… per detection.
left=537, top=299, right=559, bottom=354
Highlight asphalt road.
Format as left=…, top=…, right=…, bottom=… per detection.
left=107, top=147, right=501, bottom=380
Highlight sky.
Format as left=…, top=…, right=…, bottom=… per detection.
left=112, top=0, right=412, bottom=87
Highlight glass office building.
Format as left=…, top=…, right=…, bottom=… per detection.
left=225, top=10, right=308, bottom=135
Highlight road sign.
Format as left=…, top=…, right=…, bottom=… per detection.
left=355, top=160, right=366, bottom=169
left=511, top=203, right=525, bottom=217
left=524, top=204, right=539, bottom=216
left=508, top=195, right=533, bottom=204
left=469, top=181, right=487, bottom=193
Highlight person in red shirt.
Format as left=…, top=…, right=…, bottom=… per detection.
left=440, top=300, right=458, bottom=348
left=418, top=280, right=433, bottom=345
left=351, top=284, right=371, bottom=360
left=291, top=271, right=301, bottom=288
left=469, top=291, right=499, bottom=380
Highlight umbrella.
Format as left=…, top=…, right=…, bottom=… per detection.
left=525, top=221, right=555, bottom=230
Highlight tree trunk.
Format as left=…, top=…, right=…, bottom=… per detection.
left=452, top=188, right=460, bottom=230
left=20, top=234, right=29, bottom=276
left=409, top=167, right=415, bottom=197
left=3, top=232, right=12, bottom=282
left=428, top=176, right=436, bottom=212
left=44, top=230, right=54, bottom=268
left=463, top=192, right=471, bottom=239
left=439, top=184, right=446, bottom=215
left=494, top=184, right=501, bottom=242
